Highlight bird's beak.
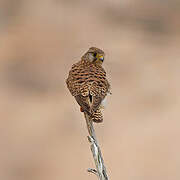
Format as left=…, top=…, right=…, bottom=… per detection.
left=99, top=55, right=104, bottom=62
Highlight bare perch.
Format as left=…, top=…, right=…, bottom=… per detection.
left=84, top=112, right=109, bottom=180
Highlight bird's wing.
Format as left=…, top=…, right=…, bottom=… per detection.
left=75, top=95, right=91, bottom=115
left=91, top=95, right=105, bottom=113
left=90, top=76, right=110, bottom=113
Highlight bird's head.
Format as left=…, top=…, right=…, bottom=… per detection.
left=82, top=47, right=105, bottom=65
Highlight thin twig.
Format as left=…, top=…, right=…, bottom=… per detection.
left=84, top=112, right=109, bottom=180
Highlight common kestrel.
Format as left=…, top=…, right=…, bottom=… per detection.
left=66, top=47, right=111, bottom=123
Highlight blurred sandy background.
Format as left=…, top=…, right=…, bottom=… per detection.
left=0, top=0, right=180, bottom=179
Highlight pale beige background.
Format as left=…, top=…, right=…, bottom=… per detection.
left=0, top=0, right=180, bottom=179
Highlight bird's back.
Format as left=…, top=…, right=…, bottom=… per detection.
left=66, top=60, right=109, bottom=98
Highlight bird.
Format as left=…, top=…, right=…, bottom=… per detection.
left=66, top=47, right=111, bottom=123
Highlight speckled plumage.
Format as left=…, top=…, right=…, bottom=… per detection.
left=66, top=47, right=111, bottom=123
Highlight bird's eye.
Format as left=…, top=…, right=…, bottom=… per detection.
left=93, top=52, right=97, bottom=57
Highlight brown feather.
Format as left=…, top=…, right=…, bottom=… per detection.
left=75, top=95, right=91, bottom=116
left=66, top=47, right=111, bottom=123
left=91, top=95, right=104, bottom=114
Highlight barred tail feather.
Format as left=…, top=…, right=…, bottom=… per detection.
left=91, top=108, right=103, bottom=123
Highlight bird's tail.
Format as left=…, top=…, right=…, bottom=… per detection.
left=91, top=108, right=103, bottom=123
left=81, top=106, right=103, bottom=123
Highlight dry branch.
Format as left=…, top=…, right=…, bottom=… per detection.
left=84, top=112, right=109, bottom=180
